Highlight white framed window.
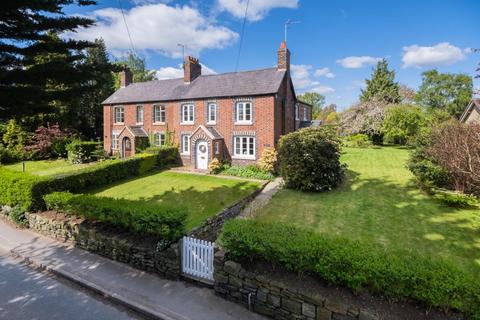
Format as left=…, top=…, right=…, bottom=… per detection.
left=295, top=103, right=299, bottom=120
left=154, top=132, right=165, bottom=147
left=181, top=134, right=190, bottom=154
left=181, top=104, right=194, bottom=124
left=136, top=105, right=144, bottom=124
left=207, top=103, right=217, bottom=124
left=153, top=105, right=166, bottom=123
left=235, top=101, right=252, bottom=124
left=214, top=141, right=220, bottom=155
left=114, top=106, right=124, bottom=123
left=303, top=107, right=308, bottom=121
left=112, top=132, right=120, bottom=150
left=233, top=136, right=255, bottom=159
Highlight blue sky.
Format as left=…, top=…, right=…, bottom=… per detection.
left=66, top=0, right=480, bottom=110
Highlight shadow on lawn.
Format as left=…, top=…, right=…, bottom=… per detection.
left=296, top=169, right=480, bottom=274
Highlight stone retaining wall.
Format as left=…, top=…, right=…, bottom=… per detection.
left=213, top=250, right=378, bottom=320
left=27, top=212, right=181, bottom=279
left=188, top=186, right=264, bottom=241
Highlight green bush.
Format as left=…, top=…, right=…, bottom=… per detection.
left=67, top=140, right=100, bottom=164
left=432, top=189, right=478, bottom=208
left=143, top=146, right=179, bottom=167
left=9, top=205, right=28, bottom=227
left=343, top=134, right=372, bottom=148
left=219, top=164, right=273, bottom=180
left=278, top=127, right=345, bottom=191
left=0, top=150, right=179, bottom=210
left=44, top=192, right=187, bottom=240
left=0, top=169, right=41, bottom=209
left=220, top=220, right=480, bottom=316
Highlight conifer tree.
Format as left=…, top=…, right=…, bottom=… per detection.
left=360, top=59, right=401, bottom=104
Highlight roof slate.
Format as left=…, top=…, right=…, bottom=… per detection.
left=102, top=68, right=286, bottom=105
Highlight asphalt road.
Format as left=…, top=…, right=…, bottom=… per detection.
left=0, top=247, right=144, bottom=320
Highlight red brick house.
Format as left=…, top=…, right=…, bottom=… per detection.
left=102, top=42, right=312, bottom=169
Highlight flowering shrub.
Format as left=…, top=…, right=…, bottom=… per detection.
left=258, top=147, right=277, bottom=173
left=208, top=158, right=222, bottom=174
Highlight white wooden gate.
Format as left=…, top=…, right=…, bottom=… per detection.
left=182, top=236, right=215, bottom=281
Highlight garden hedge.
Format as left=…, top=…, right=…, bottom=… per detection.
left=220, top=220, right=480, bottom=317
left=44, top=192, right=186, bottom=240
left=0, top=146, right=179, bottom=210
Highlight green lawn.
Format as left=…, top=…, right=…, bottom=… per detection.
left=89, top=171, right=262, bottom=230
left=3, top=159, right=103, bottom=176
left=257, top=146, right=480, bottom=277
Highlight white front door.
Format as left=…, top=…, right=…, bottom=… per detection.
left=196, top=141, right=208, bottom=170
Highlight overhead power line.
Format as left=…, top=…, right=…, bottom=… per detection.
left=118, top=0, right=136, bottom=55
left=234, top=0, right=250, bottom=72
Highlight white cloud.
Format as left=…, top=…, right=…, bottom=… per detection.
left=156, top=63, right=216, bottom=80
left=217, top=0, right=298, bottom=21
left=130, top=0, right=172, bottom=5
left=69, top=4, right=238, bottom=57
left=291, top=64, right=335, bottom=95
left=291, top=64, right=317, bottom=89
left=336, top=56, right=382, bottom=69
left=311, top=86, right=335, bottom=94
left=402, top=42, right=466, bottom=68
left=314, top=67, right=335, bottom=78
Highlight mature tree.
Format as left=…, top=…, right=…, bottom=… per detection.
left=427, top=121, right=480, bottom=195
left=297, top=92, right=325, bottom=119
left=76, top=39, right=116, bottom=138
left=360, top=59, right=401, bottom=104
left=382, top=105, right=425, bottom=145
left=113, top=52, right=157, bottom=89
left=399, top=85, right=416, bottom=104
left=0, top=0, right=97, bottom=119
left=340, top=98, right=388, bottom=144
left=318, top=103, right=337, bottom=122
left=415, top=70, right=472, bottom=118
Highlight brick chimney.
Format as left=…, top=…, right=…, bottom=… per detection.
left=277, top=41, right=290, bottom=71
left=119, top=68, right=133, bottom=88
left=184, top=56, right=202, bottom=83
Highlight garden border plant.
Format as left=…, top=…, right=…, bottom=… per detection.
left=220, top=219, right=480, bottom=317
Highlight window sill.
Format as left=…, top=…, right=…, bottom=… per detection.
left=233, top=155, right=256, bottom=160
left=206, top=122, right=216, bottom=125
left=180, top=152, right=190, bottom=156
left=181, top=122, right=194, bottom=125
left=114, top=122, right=124, bottom=125
left=153, top=122, right=166, bottom=125
left=234, top=122, right=253, bottom=126
left=136, top=122, right=143, bottom=125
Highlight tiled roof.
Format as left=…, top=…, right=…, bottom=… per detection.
left=102, top=68, right=286, bottom=105
left=206, top=126, right=223, bottom=140
left=128, top=126, right=148, bottom=137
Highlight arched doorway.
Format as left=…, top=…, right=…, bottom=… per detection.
left=122, top=137, right=132, bottom=158
left=195, top=140, right=208, bottom=170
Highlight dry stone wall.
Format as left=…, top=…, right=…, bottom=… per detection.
left=27, top=212, right=181, bottom=279
left=213, top=250, right=378, bottom=320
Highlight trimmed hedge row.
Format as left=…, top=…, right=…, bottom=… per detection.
left=0, top=146, right=179, bottom=210
left=44, top=192, right=186, bottom=240
left=219, top=220, right=480, bottom=317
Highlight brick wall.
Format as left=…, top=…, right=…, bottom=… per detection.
left=103, top=95, right=278, bottom=165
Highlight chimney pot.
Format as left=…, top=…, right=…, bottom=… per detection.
left=277, top=42, right=290, bottom=71
left=184, top=56, right=202, bottom=83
